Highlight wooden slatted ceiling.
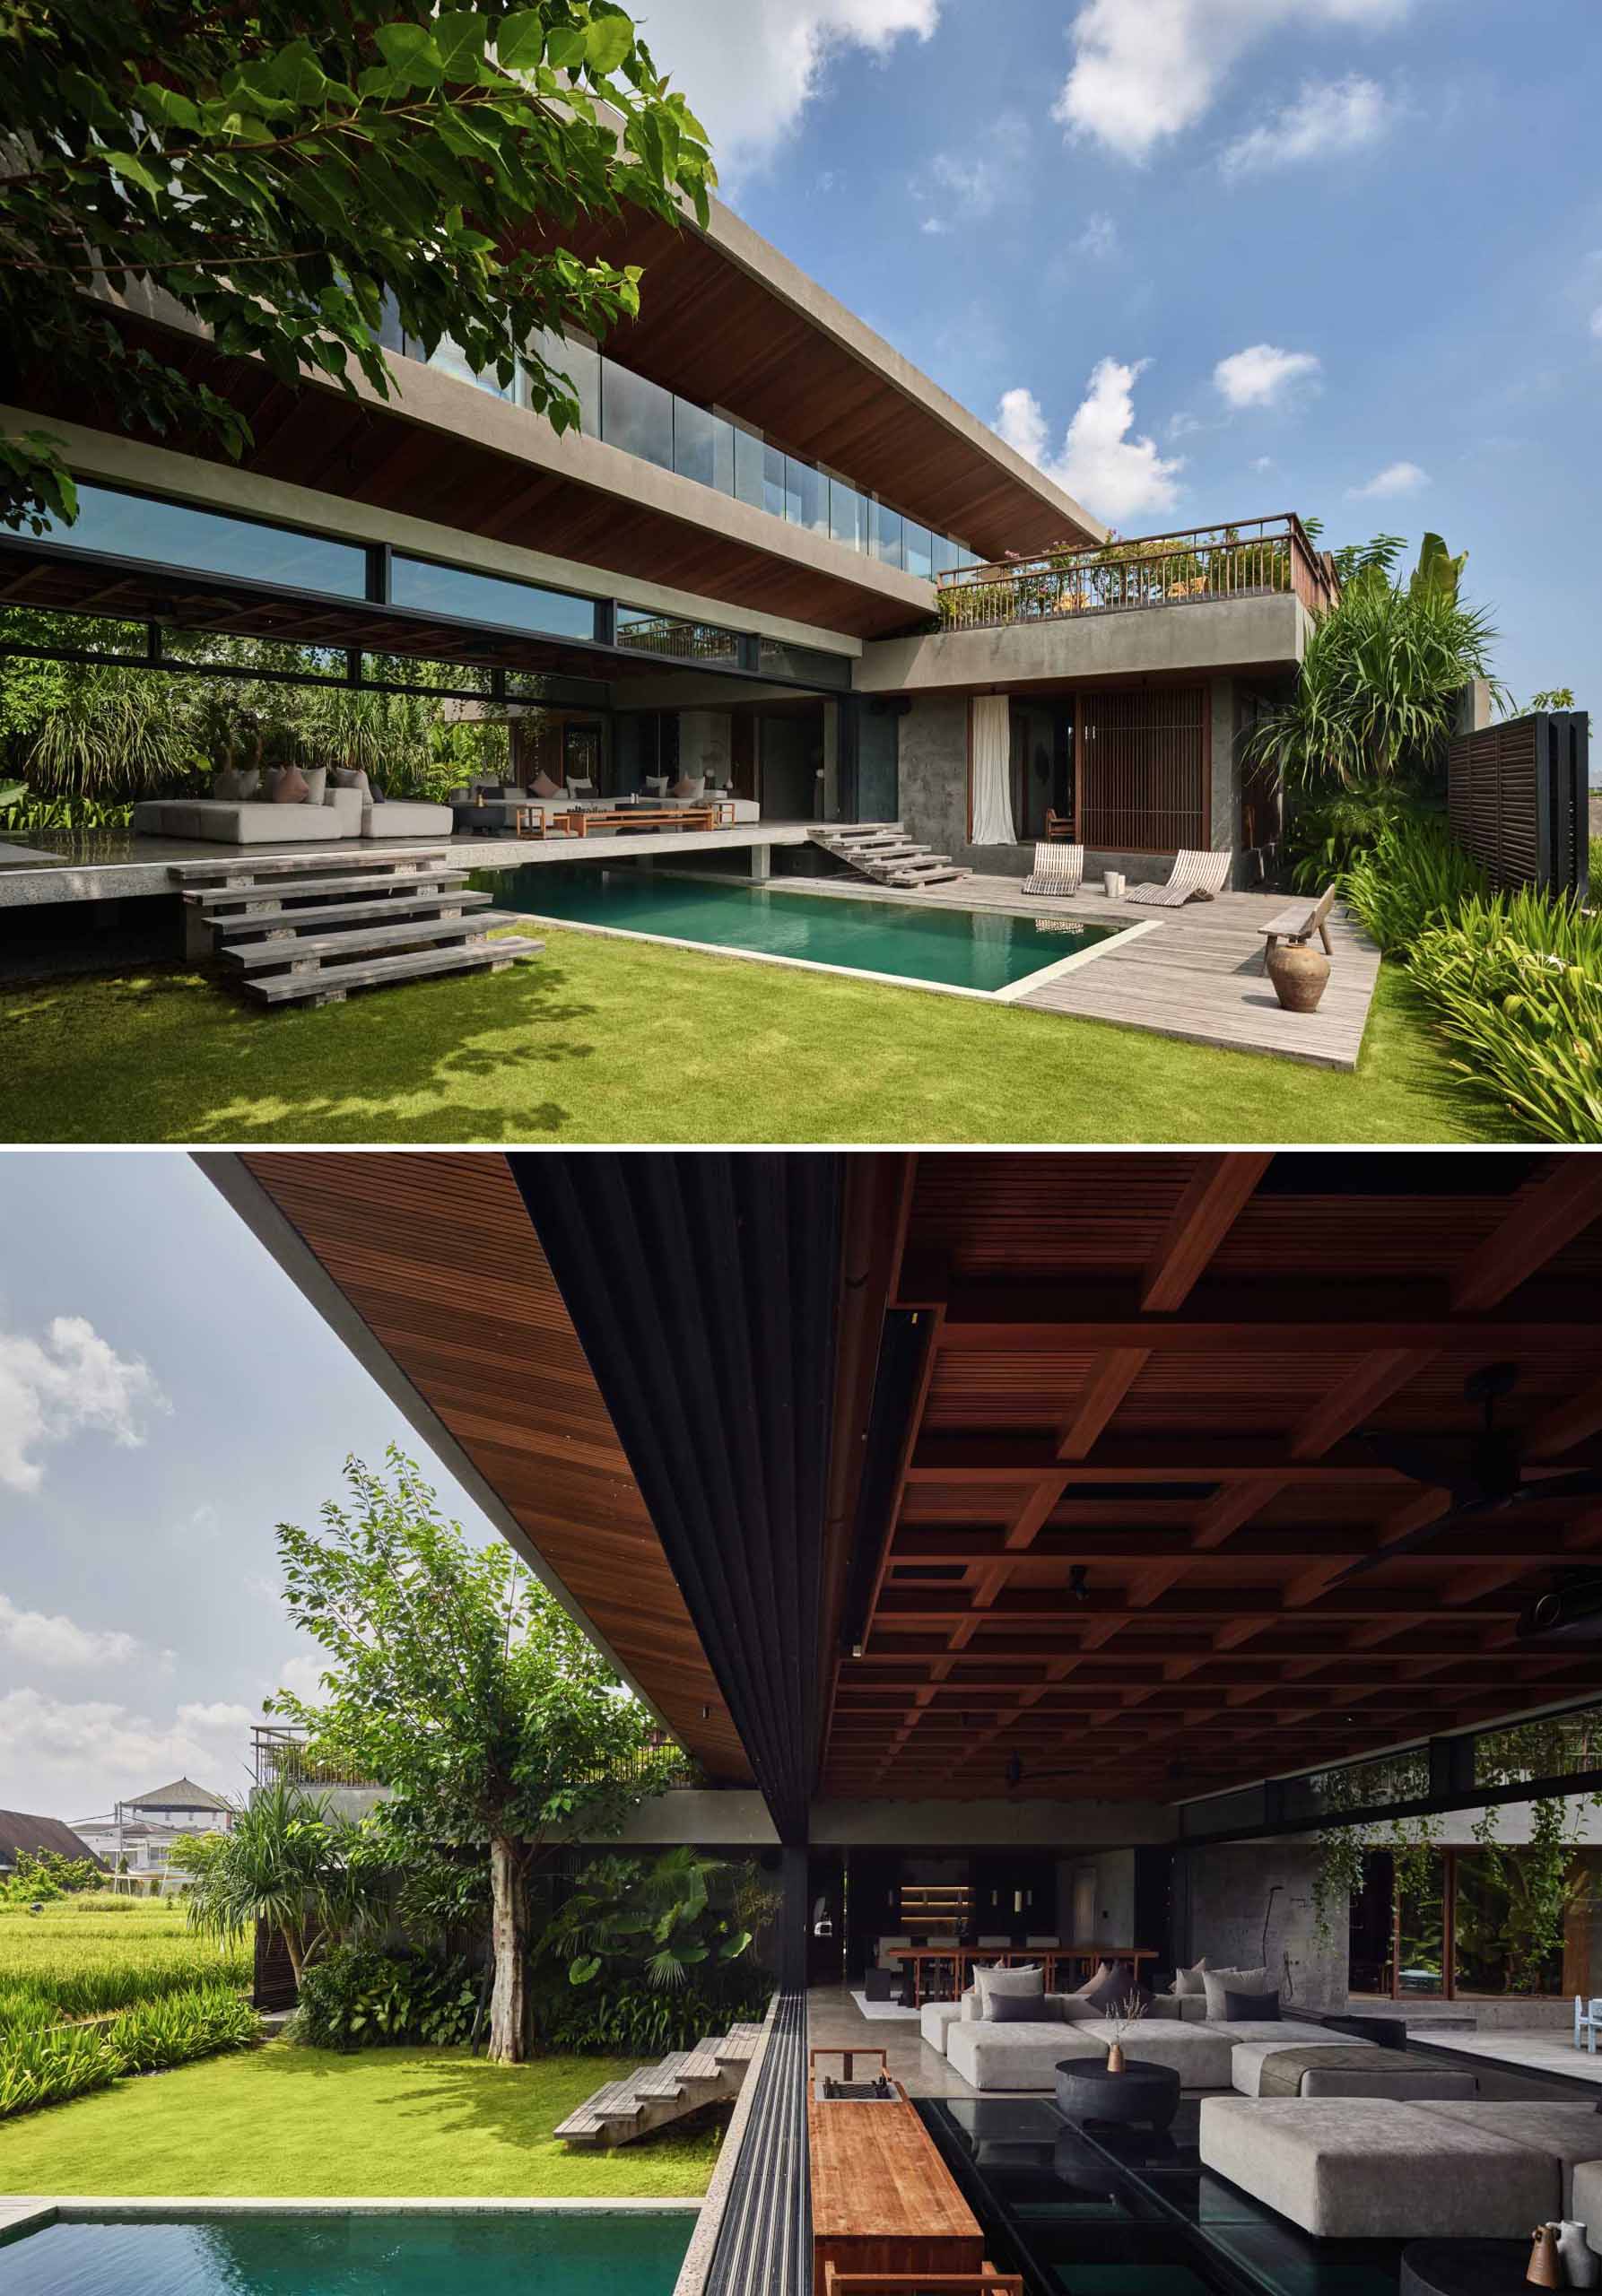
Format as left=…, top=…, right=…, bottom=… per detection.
left=239, top=1153, right=750, bottom=1784
left=825, top=1152, right=1602, bottom=1802
left=515, top=209, right=1097, bottom=557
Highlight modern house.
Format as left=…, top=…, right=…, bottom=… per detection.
left=203, top=1149, right=1602, bottom=2293
left=0, top=182, right=1352, bottom=897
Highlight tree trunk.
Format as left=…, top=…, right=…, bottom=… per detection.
left=487, top=1835, right=529, bottom=2064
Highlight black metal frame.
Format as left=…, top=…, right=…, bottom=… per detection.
left=703, top=1992, right=811, bottom=2296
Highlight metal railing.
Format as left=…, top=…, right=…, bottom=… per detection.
left=933, top=514, right=1336, bottom=632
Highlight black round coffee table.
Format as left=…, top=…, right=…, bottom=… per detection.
left=1400, top=2242, right=1544, bottom=2296
left=1055, top=2056, right=1180, bottom=2130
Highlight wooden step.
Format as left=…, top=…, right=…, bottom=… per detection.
left=186, top=867, right=470, bottom=910
left=715, top=2023, right=765, bottom=2064
left=170, top=848, right=452, bottom=883
left=239, top=935, right=542, bottom=1006
left=890, top=867, right=966, bottom=886
left=212, top=890, right=492, bottom=941
left=221, top=910, right=523, bottom=970
left=553, top=2078, right=642, bottom=2139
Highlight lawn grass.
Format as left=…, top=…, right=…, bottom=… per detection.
left=0, top=2040, right=720, bottom=2197
left=0, top=927, right=1504, bottom=1144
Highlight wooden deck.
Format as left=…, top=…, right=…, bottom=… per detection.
left=763, top=871, right=1382, bottom=1070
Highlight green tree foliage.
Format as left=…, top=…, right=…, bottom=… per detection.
left=268, top=1448, right=666, bottom=2063
left=0, top=1848, right=101, bottom=1904
left=175, top=1785, right=378, bottom=1987
left=541, top=1848, right=771, bottom=1993
left=1246, top=534, right=1505, bottom=791
left=0, top=0, right=712, bottom=531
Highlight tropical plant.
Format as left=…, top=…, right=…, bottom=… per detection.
left=290, top=1944, right=479, bottom=2052
left=1340, top=816, right=1489, bottom=956
left=0, top=1984, right=257, bottom=2120
left=1282, top=779, right=1441, bottom=894
left=0, top=1, right=713, bottom=533
left=541, top=1848, right=772, bottom=1994
left=537, top=1971, right=771, bottom=2057
left=0, top=1849, right=100, bottom=1904
left=13, top=669, right=201, bottom=804
left=267, top=1448, right=667, bottom=2064
left=175, top=1784, right=378, bottom=1987
left=1243, top=535, right=1505, bottom=791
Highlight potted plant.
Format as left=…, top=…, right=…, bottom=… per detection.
left=1103, top=1990, right=1146, bottom=2074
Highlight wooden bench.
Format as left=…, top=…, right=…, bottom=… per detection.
left=1259, top=882, right=1336, bottom=965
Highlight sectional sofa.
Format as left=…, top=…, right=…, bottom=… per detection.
left=134, top=783, right=452, bottom=845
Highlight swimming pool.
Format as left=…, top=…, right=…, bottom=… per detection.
left=0, top=2206, right=693, bottom=2294
left=485, top=868, right=1134, bottom=996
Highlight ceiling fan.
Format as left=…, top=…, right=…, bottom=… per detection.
left=1325, top=1361, right=1601, bottom=1590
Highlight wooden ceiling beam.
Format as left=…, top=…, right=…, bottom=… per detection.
left=1140, top=1153, right=1275, bottom=1313
left=887, top=1527, right=1587, bottom=1568
left=1450, top=1161, right=1601, bottom=1312
left=930, top=1300, right=1590, bottom=1352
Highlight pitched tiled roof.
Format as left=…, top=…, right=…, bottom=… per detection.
left=0, top=1810, right=104, bottom=1869
left=125, top=1777, right=231, bottom=1813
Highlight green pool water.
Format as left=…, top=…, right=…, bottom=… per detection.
left=489, top=868, right=1127, bottom=993
left=0, top=2209, right=692, bottom=2294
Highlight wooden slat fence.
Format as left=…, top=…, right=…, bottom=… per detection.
left=1448, top=710, right=1590, bottom=898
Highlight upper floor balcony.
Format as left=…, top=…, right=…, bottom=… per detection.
left=932, top=515, right=1338, bottom=634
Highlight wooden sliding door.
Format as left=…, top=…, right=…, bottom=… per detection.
left=1076, top=686, right=1208, bottom=853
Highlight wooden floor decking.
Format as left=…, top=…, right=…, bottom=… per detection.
left=763, top=872, right=1382, bottom=1071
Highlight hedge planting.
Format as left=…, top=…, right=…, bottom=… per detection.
left=0, top=1984, right=259, bottom=2120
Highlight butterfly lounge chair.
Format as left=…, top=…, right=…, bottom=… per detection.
left=1127, top=849, right=1232, bottom=907
left=1021, top=841, right=1084, bottom=898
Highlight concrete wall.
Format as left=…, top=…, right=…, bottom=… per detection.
left=608, top=1790, right=778, bottom=1847
left=856, top=595, right=1310, bottom=696
left=1058, top=1848, right=1137, bottom=1945
left=1178, top=1841, right=1346, bottom=2014
left=679, top=709, right=733, bottom=784
left=896, top=693, right=969, bottom=856
left=810, top=1799, right=1175, bottom=1848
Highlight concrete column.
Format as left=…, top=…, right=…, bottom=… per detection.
left=822, top=701, right=840, bottom=822
left=1209, top=674, right=1237, bottom=869
left=779, top=1843, right=809, bottom=1995
left=746, top=844, right=771, bottom=882
left=678, top=709, right=733, bottom=784
left=896, top=694, right=969, bottom=854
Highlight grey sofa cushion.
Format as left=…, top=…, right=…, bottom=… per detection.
left=947, top=2017, right=1101, bottom=2091
left=1413, top=2102, right=1602, bottom=2214
left=1202, top=1967, right=1269, bottom=2021
left=1197, top=2098, right=1563, bottom=2239
left=976, top=1963, right=1043, bottom=2018
left=1573, top=2161, right=1602, bottom=2256
left=990, top=1988, right=1047, bottom=2023
left=1173, top=1956, right=1210, bottom=1997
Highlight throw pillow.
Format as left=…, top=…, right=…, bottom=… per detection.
left=270, top=764, right=309, bottom=805
left=332, top=768, right=370, bottom=799
left=370, top=784, right=387, bottom=804
left=237, top=766, right=261, bottom=800
left=1172, top=1956, right=1210, bottom=1997
left=301, top=766, right=328, bottom=807
left=1222, top=1989, right=1280, bottom=2022
left=645, top=774, right=670, bottom=796
left=530, top=770, right=562, bottom=799
left=988, top=1989, right=1047, bottom=2024
left=977, top=1963, right=1042, bottom=2019
left=1076, top=1961, right=1138, bottom=2012
left=1200, top=1968, right=1269, bottom=2022
left=566, top=776, right=596, bottom=797
left=213, top=766, right=243, bottom=802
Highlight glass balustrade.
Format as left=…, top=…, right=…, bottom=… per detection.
left=386, top=302, right=977, bottom=578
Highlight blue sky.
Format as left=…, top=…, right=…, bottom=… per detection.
left=640, top=0, right=1601, bottom=712
left=0, top=1156, right=496, bottom=1822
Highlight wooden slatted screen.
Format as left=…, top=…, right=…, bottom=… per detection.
left=1448, top=710, right=1589, bottom=896
left=1076, top=685, right=1208, bottom=854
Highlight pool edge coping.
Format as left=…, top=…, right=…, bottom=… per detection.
left=1, top=2195, right=703, bottom=2216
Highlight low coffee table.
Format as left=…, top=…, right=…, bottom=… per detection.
left=1055, top=2057, right=1180, bottom=2131
left=1400, top=2243, right=1542, bottom=2296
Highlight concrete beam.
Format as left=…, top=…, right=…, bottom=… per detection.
left=855, top=595, right=1311, bottom=694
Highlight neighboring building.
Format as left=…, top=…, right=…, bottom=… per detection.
left=72, top=1777, right=235, bottom=1890
left=0, top=1809, right=103, bottom=1879
left=0, top=186, right=1352, bottom=892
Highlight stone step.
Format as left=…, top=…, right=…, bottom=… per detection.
left=239, top=935, right=542, bottom=1007
left=213, top=889, right=493, bottom=941
left=187, top=866, right=470, bottom=909
left=170, top=847, right=452, bottom=883
left=889, top=866, right=966, bottom=887
left=716, top=2023, right=766, bottom=2062
left=221, top=910, right=524, bottom=970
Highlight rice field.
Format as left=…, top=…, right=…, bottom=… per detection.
left=0, top=1896, right=250, bottom=2035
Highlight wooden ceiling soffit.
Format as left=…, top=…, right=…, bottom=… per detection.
left=217, top=1152, right=749, bottom=1783
left=823, top=1151, right=1602, bottom=1800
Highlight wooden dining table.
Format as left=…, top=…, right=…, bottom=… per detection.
left=894, top=1944, right=1161, bottom=2008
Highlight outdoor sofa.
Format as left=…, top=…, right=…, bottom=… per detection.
left=134, top=771, right=450, bottom=846
left=1197, top=2098, right=1602, bottom=2240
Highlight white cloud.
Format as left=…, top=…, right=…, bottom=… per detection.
left=1075, top=210, right=1119, bottom=259
left=274, top=1654, right=326, bottom=1704
left=1590, top=305, right=1602, bottom=340
left=0, top=1593, right=139, bottom=1671
left=1346, top=458, right=1429, bottom=498
left=912, top=114, right=1030, bottom=236
left=1054, top=0, right=1411, bottom=164
left=1250, top=454, right=1276, bottom=472
left=0, top=1313, right=167, bottom=1492
left=637, top=0, right=938, bottom=183
left=996, top=361, right=1184, bottom=524
left=0, top=1686, right=252, bottom=1811
left=1221, top=74, right=1398, bottom=175
left=1214, top=343, right=1322, bottom=409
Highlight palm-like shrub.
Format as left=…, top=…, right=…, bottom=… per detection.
left=1246, top=535, right=1504, bottom=791
left=177, top=1782, right=377, bottom=1987
left=1341, top=818, right=1488, bottom=955
left=17, top=669, right=199, bottom=803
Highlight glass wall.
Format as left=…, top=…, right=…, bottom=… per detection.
left=1355, top=1843, right=1585, bottom=2000
left=390, top=318, right=979, bottom=578
left=40, top=483, right=370, bottom=599
left=391, top=556, right=597, bottom=643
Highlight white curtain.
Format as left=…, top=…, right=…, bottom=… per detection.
left=969, top=695, right=1016, bottom=845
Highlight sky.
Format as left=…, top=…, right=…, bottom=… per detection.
left=631, top=0, right=1601, bottom=712
left=0, top=1155, right=498, bottom=1825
